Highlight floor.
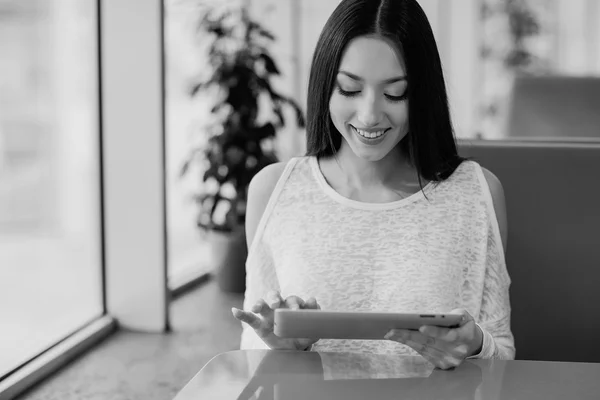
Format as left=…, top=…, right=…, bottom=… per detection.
left=16, top=277, right=244, bottom=400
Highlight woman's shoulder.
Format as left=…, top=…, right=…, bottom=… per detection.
left=245, top=157, right=308, bottom=247
left=250, top=162, right=288, bottom=193
left=248, top=156, right=310, bottom=196
left=446, top=159, right=496, bottom=184
left=453, top=159, right=503, bottom=194
left=478, top=165, right=507, bottom=252
left=246, top=162, right=287, bottom=249
left=451, top=159, right=507, bottom=251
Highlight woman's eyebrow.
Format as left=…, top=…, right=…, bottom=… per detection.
left=338, top=70, right=407, bottom=84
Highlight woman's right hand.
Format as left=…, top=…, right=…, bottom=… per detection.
left=232, top=290, right=320, bottom=351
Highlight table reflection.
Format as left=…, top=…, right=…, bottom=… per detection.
left=237, top=351, right=483, bottom=400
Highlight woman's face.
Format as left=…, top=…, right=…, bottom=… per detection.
left=329, top=36, right=409, bottom=162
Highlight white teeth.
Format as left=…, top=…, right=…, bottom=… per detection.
left=353, top=126, right=385, bottom=139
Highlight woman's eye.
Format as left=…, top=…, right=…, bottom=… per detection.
left=336, top=86, right=360, bottom=97
left=385, top=93, right=407, bottom=102
left=335, top=84, right=407, bottom=102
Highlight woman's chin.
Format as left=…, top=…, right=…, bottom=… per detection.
left=339, top=131, right=406, bottom=162
left=350, top=145, right=391, bottom=162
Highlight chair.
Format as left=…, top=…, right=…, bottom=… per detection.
left=459, top=139, right=600, bottom=363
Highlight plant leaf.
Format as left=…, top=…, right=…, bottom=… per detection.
left=179, top=160, right=190, bottom=178
left=255, top=123, right=276, bottom=140
left=258, top=53, right=280, bottom=75
left=248, top=22, right=276, bottom=41
left=276, top=95, right=306, bottom=127
left=211, top=102, right=225, bottom=114
left=272, top=105, right=285, bottom=127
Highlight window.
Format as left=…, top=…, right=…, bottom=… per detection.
left=164, top=0, right=223, bottom=288
left=0, top=0, right=102, bottom=378
left=479, top=0, right=600, bottom=139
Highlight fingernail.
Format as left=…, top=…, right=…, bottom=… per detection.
left=419, top=326, right=427, bottom=334
left=231, top=307, right=239, bottom=315
left=384, top=331, right=393, bottom=340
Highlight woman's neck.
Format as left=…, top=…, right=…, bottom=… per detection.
left=333, top=145, right=415, bottom=191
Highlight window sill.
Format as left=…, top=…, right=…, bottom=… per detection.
left=169, top=263, right=213, bottom=300
left=0, top=315, right=117, bottom=400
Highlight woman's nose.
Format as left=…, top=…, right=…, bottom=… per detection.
left=357, top=95, right=382, bottom=127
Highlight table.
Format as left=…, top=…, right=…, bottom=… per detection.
left=173, top=350, right=600, bottom=399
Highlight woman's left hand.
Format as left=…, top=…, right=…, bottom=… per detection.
left=384, top=308, right=483, bottom=370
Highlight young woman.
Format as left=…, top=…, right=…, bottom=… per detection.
left=232, top=0, right=514, bottom=370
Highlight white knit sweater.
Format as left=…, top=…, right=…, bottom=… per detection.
left=240, top=156, right=515, bottom=359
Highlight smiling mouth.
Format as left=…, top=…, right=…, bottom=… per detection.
left=350, top=125, right=390, bottom=139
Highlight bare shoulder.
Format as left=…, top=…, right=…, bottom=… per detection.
left=481, top=167, right=503, bottom=194
left=245, top=162, right=288, bottom=249
left=480, top=167, right=508, bottom=253
left=248, top=162, right=288, bottom=200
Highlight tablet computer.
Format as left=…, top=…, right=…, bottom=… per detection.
left=274, top=309, right=463, bottom=340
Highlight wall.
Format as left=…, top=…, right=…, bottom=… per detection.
left=249, top=0, right=600, bottom=146
left=248, top=0, right=482, bottom=156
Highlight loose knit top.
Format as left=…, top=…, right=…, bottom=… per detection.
left=240, top=156, right=515, bottom=359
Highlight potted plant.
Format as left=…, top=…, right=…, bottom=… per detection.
left=180, top=3, right=305, bottom=293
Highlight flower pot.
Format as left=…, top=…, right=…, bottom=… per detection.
left=208, top=225, right=248, bottom=293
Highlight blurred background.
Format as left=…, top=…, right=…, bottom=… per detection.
left=1, top=0, right=599, bottom=398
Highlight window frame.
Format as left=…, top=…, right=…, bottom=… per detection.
left=0, top=0, right=172, bottom=397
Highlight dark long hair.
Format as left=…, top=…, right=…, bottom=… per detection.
left=305, top=0, right=467, bottom=183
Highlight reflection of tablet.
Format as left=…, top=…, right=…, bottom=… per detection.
left=273, top=362, right=484, bottom=400
left=275, top=378, right=427, bottom=400
left=274, top=309, right=462, bottom=340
